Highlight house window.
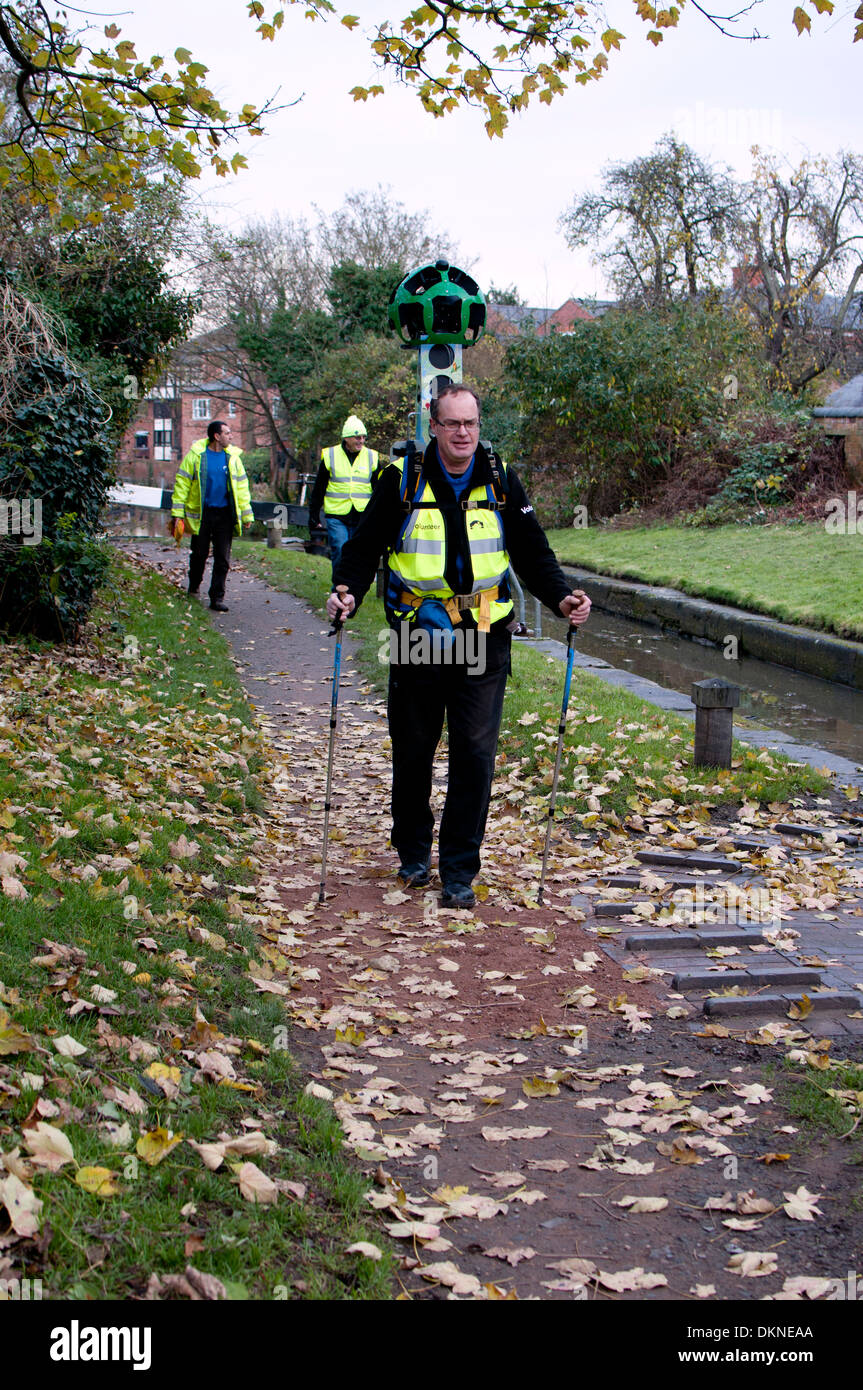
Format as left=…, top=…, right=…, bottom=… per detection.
left=192, top=398, right=210, bottom=420
left=135, top=431, right=149, bottom=451
left=154, top=418, right=173, bottom=462
left=227, top=401, right=237, bottom=417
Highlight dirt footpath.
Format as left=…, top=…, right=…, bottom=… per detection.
left=126, top=542, right=863, bottom=1305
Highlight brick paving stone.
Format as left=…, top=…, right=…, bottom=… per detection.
left=624, top=929, right=764, bottom=952
left=673, top=966, right=822, bottom=990
left=705, top=990, right=860, bottom=1016
left=635, top=850, right=744, bottom=873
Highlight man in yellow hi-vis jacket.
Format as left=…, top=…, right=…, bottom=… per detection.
left=170, top=420, right=253, bottom=613
left=308, top=414, right=381, bottom=580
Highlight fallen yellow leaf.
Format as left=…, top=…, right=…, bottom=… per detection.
left=75, top=1166, right=119, bottom=1197
left=136, top=1128, right=183, bottom=1166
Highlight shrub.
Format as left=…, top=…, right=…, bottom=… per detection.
left=0, top=277, right=113, bottom=640
left=502, top=303, right=767, bottom=521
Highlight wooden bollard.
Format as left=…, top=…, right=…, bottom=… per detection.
left=691, top=678, right=739, bottom=768
left=266, top=519, right=282, bottom=549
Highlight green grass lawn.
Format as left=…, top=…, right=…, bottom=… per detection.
left=233, top=543, right=831, bottom=822
left=773, top=1056, right=863, bottom=1198
left=544, top=521, right=863, bottom=641
left=0, top=553, right=392, bottom=1301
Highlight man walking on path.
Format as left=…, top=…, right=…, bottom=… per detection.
left=327, top=384, right=591, bottom=909
left=309, top=415, right=382, bottom=580
left=171, top=420, right=254, bottom=613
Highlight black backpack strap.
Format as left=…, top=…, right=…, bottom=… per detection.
left=480, top=439, right=507, bottom=506
left=393, top=440, right=424, bottom=512
left=404, top=440, right=423, bottom=509
left=396, top=439, right=507, bottom=511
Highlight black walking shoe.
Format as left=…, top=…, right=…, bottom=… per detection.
left=209, top=601, right=230, bottom=612
left=441, top=881, right=475, bottom=909
left=397, top=861, right=430, bottom=889
left=188, top=586, right=200, bottom=596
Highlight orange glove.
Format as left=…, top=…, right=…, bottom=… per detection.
left=172, top=518, right=184, bottom=543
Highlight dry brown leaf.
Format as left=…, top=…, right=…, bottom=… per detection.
left=23, top=1121, right=75, bottom=1170
left=484, top=1245, right=536, bottom=1266
left=233, top=1160, right=279, bottom=1205
left=75, top=1166, right=119, bottom=1197
left=727, top=1251, right=779, bottom=1278
left=481, top=1126, right=550, bottom=1142
left=597, top=1267, right=668, bottom=1292
left=416, top=1261, right=484, bottom=1297
left=782, top=1186, right=823, bottom=1222
left=0, top=1172, right=42, bottom=1237
left=615, top=1195, right=668, bottom=1213
left=779, top=1275, right=833, bottom=1299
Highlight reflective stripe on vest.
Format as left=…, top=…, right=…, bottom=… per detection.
left=387, top=463, right=513, bottom=626
left=323, top=445, right=377, bottom=515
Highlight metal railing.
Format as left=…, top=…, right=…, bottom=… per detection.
left=507, top=567, right=542, bottom=637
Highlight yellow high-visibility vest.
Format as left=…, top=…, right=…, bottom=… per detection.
left=388, top=460, right=513, bottom=630
left=171, top=440, right=254, bottom=536
left=322, top=445, right=379, bottom=515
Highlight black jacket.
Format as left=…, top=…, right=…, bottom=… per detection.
left=333, top=441, right=572, bottom=629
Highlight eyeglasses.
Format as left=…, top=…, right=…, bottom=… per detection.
left=436, top=418, right=480, bottom=432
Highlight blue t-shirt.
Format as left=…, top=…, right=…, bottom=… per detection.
left=442, top=456, right=475, bottom=590
left=203, top=448, right=230, bottom=508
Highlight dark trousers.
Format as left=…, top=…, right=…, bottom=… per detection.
left=387, top=630, right=510, bottom=885
left=189, top=507, right=234, bottom=602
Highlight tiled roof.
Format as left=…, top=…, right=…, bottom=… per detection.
left=808, top=293, right=863, bottom=329
left=184, top=376, right=244, bottom=393
left=819, top=372, right=863, bottom=414
left=486, top=298, right=616, bottom=336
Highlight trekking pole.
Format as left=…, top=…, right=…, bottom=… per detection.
left=537, top=621, right=578, bottom=906
left=318, top=586, right=348, bottom=905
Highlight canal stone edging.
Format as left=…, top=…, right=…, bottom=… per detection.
left=560, top=564, right=863, bottom=691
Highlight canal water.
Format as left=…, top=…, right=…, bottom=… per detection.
left=540, top=607, right=863, bottom=765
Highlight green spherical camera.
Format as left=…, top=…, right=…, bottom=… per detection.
left=388, top=260, right=486, bottom=348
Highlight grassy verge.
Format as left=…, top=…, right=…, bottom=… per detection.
left=773, top=1058, right=863, bottom=1192
left=232, top=545, right=830, bottom=822
left=545, top=522, right=863, bottom=641
left=0, top=552, right=392, bottom=1301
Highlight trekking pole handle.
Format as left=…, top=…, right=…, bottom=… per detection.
left=329, top=584, right=349, bottom=635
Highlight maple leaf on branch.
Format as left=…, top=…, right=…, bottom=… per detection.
left=0, top=1, right=292, bottom=215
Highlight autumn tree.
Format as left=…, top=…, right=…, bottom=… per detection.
left=731, top=150, right=863, bottom=392
left=0, top=0, right=854, bottom=194
left=0, top=2, right=287, bottom=216
left=341, top=0, right=856, bottom=137
left=560, top=135, right=743, bottom=307
left=327, top=260, right=404, bottom=339
left=487, top=283, right=524, bottom=305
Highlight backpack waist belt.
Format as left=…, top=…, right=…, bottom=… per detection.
left=399, top=586, right=499, bottom=634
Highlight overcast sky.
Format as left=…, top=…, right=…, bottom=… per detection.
left=122, top=0, right=860, bottom=306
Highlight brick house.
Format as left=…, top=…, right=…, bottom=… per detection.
left=117, top=331, right=285, bottom=487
